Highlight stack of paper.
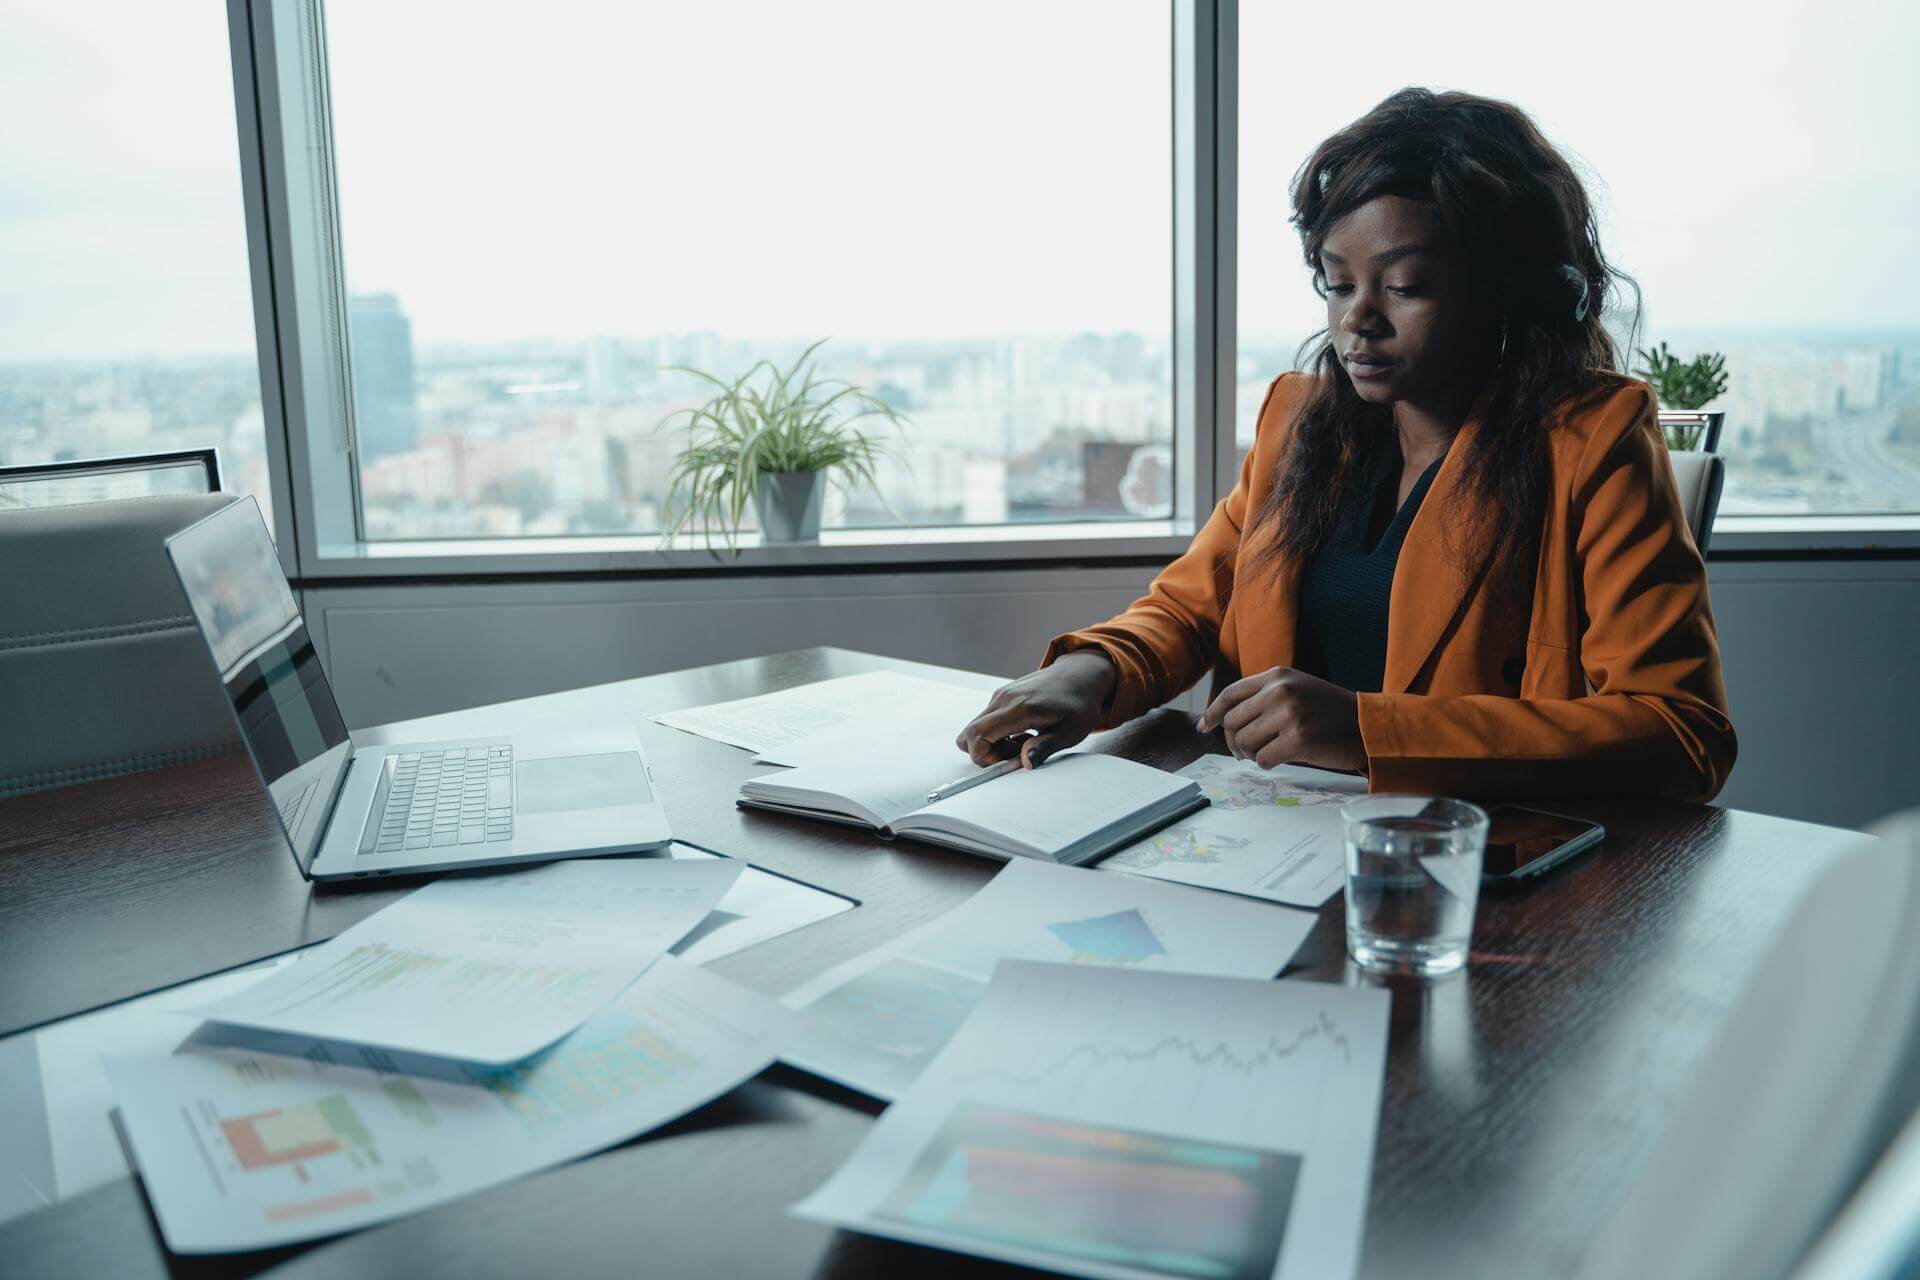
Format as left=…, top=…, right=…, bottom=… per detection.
left=794, top=961, right=1390, bottom=1280
left=102, top=854, right=833, bottom=1252
left=112, top=958, right=797, bottom=1252
left=781, top=860, right=1317, bottom=1099
left=189, top=858, right=742, bottom=1063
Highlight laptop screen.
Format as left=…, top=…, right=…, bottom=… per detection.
left=165, top=497, right=350, bottom=873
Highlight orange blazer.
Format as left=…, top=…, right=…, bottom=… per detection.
left=1046, top=372, right=1737, bottom=802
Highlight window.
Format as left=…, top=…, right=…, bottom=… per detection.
left=0, top=3, right=270, bottom=523
left=1237, top=0, right=1920, bottom=517
left=317, top=0, right=1174, bottom=541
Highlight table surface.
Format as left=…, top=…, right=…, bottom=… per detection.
left=0, top=647, right=1863, bottom=1279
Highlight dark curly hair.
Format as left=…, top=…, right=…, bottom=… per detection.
left=1250, top=87, right=1640, bottom=597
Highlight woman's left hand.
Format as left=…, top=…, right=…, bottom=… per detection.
left=1197, top=667, right=1367, bottom=772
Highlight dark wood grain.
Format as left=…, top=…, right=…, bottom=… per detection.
left=0, top=647, right=1865, bottom=1280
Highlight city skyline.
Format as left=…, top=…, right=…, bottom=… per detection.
left=6, top=314, right=1916, bottom=541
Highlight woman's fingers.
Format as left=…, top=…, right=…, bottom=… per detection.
left=1197, top=670, right=1268, bottom=733
left=1019, top=732, right=1063, bottom=769
left=957, top=699, right=1050, bottom=764
left=1225, top=707, right=1298, bottom=766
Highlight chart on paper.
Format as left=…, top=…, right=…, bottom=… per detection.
left=793, top=962, right=1392, bottom=1280
left=193, top=858, right=740, bottom=1063
left=110, top=958, right=798, bottom=1253
left=781, top=860, right=1315, bottom=1101
left=1104, top=756, right=1364, bottom=908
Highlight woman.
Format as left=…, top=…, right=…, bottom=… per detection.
left=958, top=88, right=1736, bottom=802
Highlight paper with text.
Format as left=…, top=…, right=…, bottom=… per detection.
left=654, top=670, right=994, bottom=755
left=193, top=859, right=739, bottom=1063
left=781, top=860, right=1314, bottom=1099
left=794, top=961, right=1390, bottom=1280
left=111, top=958, right=796, bottom=1253
left=1103, top=757, right=1366, bottom=908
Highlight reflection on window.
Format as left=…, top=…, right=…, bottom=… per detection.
left=326, top=1, right=1173, bottom=541
left=0, top=6, right=269, bottom=525
left=1236, top=0, right=1920, bottom=518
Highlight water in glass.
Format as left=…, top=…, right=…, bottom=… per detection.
left=1344, top=798, right=1487, bottom=976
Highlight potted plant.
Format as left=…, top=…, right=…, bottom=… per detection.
left=1634, top=342, right=1729, bottom=451
left=657, top=339, right=904, bottom=550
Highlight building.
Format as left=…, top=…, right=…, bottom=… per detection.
left=348, top=293, right=419, bottom=459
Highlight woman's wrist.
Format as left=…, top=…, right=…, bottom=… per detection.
left=1050, top=649, right=1119, bottom=706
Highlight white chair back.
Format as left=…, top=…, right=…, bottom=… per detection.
left=1666, top=449, right=1725, bottom=554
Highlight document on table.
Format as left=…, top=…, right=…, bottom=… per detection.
left=110, top=957, right=797, bottom=1254
left=1103, top=756, right=1368, bottom=908
left=781, top=859, right=1315, bottom=1100
left=28, top=955, right=301, bottom=1209
left=654, top=670, right=993, bottom=756
left=664, top=843, right=855, bottom=964
left=192, top=859, right=740, bottom=1064
left=793, top=961, right=1390, bottom=1280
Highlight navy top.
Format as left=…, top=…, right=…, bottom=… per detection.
left=1294, top=446, right=1445, bottom=694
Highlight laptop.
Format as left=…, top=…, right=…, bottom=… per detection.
left=164, top=497, right=672, bottom=880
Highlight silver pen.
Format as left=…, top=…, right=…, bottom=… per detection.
left=925, top=758, right=1023, bottom=804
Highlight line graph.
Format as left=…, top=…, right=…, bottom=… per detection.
left=952, top=1008, right=1351, bottom=1091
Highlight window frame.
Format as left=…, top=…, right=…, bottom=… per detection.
left=226, top=0, right=1915, bottom=584
left=227, top=0, right=1228, bottom=580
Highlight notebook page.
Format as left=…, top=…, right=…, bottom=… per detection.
left=908, top=754, right=1190, bottom=856
left=748, top=738, right=982, bottom=829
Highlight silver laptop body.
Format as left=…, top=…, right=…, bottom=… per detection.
left=165, top=498, right=671, bottom=881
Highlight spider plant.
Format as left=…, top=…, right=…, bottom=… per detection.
left=657, top=339, right=905, bottom=552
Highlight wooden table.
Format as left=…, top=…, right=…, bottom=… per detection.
left=0, top=647, right=1861, bottom=1279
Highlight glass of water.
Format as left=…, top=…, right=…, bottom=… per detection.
left=1342, top=796, right=1490, bottom=976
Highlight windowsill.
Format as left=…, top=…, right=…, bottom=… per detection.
left=295, top=513, right=1920, bottom=580
left=1709, top=515, right=1920, bottom=555
left=304, top=518, right=1197, bottom=580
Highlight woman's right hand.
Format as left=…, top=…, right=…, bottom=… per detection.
left=955, top=651, right=1119, bottom=769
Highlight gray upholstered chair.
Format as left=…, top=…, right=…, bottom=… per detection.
left=0, top=492, right=243, bottom=797
left=1666, top=449, right=1726, bottom=555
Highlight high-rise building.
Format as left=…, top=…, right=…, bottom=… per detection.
left=348, top=293, right=419, bottom=459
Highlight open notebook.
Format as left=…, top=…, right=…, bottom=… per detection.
left=737, top=743, right=1207, bottom=865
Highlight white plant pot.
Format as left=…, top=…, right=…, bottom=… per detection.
left=755, top=471, right=824, bottom=543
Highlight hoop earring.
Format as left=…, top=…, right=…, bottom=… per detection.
left=1496, top=322, right=1509, bottom=368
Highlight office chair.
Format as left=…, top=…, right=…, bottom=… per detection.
left=0, top=492, right=242, bottom=797
left=1577, top=810, right=1920, bottom=1280
left=0, top=447, right=221, bottom=509
left=1665, top=449, right=1726, bottom=555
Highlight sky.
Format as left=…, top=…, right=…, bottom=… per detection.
left=1, top=0, right=1915, bottom=362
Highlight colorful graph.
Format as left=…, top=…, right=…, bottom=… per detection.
left=878, top=1103, right=1299, bottom=1280
left=1108, top=826, right=1251, bottom=869
left=473, top=1011, right=702, bottom=1131
left=220, top=1094, right=372, bottom=1170
left=1197, top=773, right=1352, bottom=811
left=1045, top=909, right=1167, bottom=966
left=249, top=942, right=599, bottom=1015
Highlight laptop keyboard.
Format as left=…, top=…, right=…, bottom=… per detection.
left=276, top=775, right=320, bottom=833
left=373, top=746, right=514, bottom=853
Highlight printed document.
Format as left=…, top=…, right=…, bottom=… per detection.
left=111, top=958, right=796, bottom=1253
left=28, top=955, right=298, bottom=1207
left=794, top=961, right=1390, bottom=1280
left=781, top=859, right=1315, bottom=1099
left=193, top=859, right=740, bottom=1063
left=664, top=844, right=854, bottom=964
left=1104, top=756, right=1367, bottom=908
left=654, top=670, right=993, bottom=755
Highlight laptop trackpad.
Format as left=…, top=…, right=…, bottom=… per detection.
left=516, top=752, right=653, bottom=814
